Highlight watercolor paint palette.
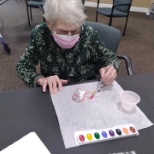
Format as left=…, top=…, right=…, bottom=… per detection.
left=75, top=124, right=139, bottom=145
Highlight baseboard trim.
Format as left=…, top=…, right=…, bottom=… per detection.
left=85, top=1, right=149, bottom=15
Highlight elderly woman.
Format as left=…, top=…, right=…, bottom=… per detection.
left=16, top=0, right=120, bottom=94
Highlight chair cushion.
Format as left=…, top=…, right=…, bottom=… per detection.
left=97, top=7, right=128, bottom=17
left=28, top=1, right=44, bottom=7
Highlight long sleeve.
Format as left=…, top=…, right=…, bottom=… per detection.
left=16, top=24, right=121, bottom=86
left=16, top=27, right=42, bottom=87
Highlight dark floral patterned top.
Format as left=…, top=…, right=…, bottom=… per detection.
left=16, top=23, right=120, bottom=87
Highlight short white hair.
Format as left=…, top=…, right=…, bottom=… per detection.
left=43, top=0, right=87, bottom=27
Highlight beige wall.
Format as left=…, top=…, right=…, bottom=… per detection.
left=86, top=0, right=153, bottom=8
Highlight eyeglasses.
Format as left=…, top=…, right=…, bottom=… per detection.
left=54, top=28, right=81, bottom=35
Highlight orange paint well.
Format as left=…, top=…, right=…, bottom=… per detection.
left=123, top=128, right=129, bottom=134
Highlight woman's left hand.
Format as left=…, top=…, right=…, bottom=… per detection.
left=99, top=65, right=117, bottom=85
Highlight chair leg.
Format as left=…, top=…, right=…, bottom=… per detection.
left=26, top=5, right=30, bottom=26
left=96, top=12, right=98, bottom=22
left=109, top=17, right=112, bottom=26
left=82, top=0, right=85, bottom=5
left=123, top=16, right=129, bottom=36
left=30, top=7, right=33, bottom=21
left=40, top=6, right=45, bottom=22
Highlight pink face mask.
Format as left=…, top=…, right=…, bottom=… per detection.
left=52, top=31, right=80, bottom=49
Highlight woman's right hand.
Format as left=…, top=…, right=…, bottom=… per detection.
left=37, top=75, right=68, bottom=94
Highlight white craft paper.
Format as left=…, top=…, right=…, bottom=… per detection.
left=0, top=132, right=51, bottom=154
left=51, top=81, right=153, bottom=149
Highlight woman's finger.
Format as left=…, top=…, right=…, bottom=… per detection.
left=47, top=78, right=54, bottom=94
left=42, top=79, right=48, bottom=92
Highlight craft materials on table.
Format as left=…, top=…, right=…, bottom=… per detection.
left=75, top=123, right=139, bottom=146
left=89, top=80, right=104, bottom=99
left=0, top=132, right=51, bottom=154
left=51, top=81, right=153, bottom=148
left=109, top=151, right=136, bottom=154
left=72, top=81, right=105, bottom=102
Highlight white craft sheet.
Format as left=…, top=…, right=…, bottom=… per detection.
left=51, top=81, right=153, bottom=149
left=0, top=132, right=51, bottom=154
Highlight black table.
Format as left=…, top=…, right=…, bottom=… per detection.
left=0, top=73, right=154, bottom=154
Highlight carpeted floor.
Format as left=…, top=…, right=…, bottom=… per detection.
left=0, top=0, right=154, bottom=92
